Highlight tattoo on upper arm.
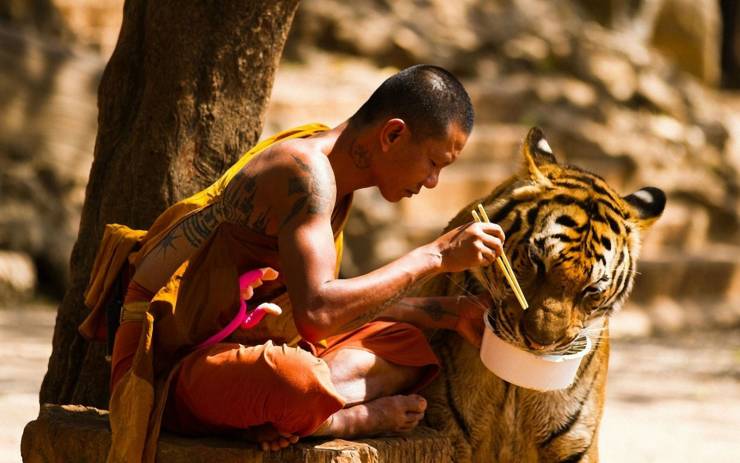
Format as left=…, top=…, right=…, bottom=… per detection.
left=252, top=210, right=269, bottom=234
left=218, top=171, right=269, bottom=232
left=288, top=177, right=309, bottom=195
left=280, top=155, right=335, bottom=229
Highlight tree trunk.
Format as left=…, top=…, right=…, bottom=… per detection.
left=39, top=0, right=301, bottom=408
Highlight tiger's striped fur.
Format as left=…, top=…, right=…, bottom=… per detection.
left=421, top=127, right=665, bottom=463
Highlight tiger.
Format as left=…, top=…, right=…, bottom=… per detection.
left=419, top=127, right=665, bottom=463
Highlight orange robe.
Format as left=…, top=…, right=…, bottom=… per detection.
left=79, top=124, right=440, bottom=463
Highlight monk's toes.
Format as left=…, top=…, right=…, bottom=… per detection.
left=398, top=416, right=423, bottom=432
left=259, top=432, right=299, bottom=452
left=405, top=394, right=427, bottom=413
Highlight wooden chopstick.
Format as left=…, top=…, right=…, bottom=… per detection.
left=472, top=205, right=529, bottom=310
left=476, top=204, right=528, bottom=310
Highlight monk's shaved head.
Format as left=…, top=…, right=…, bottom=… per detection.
left=348, top=64, right=474, bottom=139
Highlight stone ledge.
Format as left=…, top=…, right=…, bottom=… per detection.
left=21, top=404, right=453, bottom=463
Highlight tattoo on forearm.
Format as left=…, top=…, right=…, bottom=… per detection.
left=399, top=299, right=457, bottom=321
left=338, top=286, right=412, bottom=333
left=280, top=155, right=335, bottom=229
left=181, top=203, right=219, bottom=247
left=157, top=231, right=179, bottom=257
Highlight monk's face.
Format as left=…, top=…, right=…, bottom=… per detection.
left=375, top=120, right=468, bottom=202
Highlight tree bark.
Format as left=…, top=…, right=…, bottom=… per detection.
left=40, top=0, right=301, bottom=408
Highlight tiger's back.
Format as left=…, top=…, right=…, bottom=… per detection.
left=420, top=127, right=665, bottom=463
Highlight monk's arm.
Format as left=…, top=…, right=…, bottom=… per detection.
left=375, top=296, right=479, bottom=330
left=132, top=203, right=221, bottom=292
left=276, top=153, right=502, bottom=343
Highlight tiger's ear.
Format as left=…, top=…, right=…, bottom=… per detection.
left=521, top=127, right=557, bottom=183
left=623, top=187, right=666, bottom=229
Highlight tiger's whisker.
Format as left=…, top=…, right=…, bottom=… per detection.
left=443, top=274, right=496, bottom=311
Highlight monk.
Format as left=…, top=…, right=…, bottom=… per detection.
left=82, top=64, right=505, bottom=461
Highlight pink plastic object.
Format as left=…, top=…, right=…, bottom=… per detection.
left=194, top=269, right=268, bottom=350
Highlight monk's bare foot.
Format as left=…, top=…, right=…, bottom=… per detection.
left=243, top=423, right=299, bottom=452
left=314, top=394, right=427, bottom=438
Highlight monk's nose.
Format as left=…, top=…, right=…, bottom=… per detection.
left=424, top=170, right=439, bottom=189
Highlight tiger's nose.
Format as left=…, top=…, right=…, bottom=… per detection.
left=521, top=308, right=567, bottom=347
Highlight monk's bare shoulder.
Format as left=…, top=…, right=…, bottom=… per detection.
left=270, top=140, right=337, bottom=231
left=217, top=139, right=337, bottom=235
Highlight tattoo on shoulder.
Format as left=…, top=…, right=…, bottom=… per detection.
left=280, top=155, right=335, bottom=229
left=293, top=155, right=312, bottom=173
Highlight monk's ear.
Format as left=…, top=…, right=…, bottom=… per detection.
left=520, top=127, right=557, bottom=184
left=623, top=187, right=666, bottom=230
left=379, top=118, right=407, bottom=152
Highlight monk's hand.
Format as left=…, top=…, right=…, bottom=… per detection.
left=240, top=267, right=279, bottom=301
left=430, top=222, right=505, bottom=273
left=454, top=294, right=491, bottom=348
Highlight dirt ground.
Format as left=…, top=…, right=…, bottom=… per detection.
left=1, top=305, right=739, bottom=463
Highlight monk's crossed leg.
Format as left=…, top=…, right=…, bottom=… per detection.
left=163, top=321, right=439, bottom=447
left=164, top=340, right=345, bottom=439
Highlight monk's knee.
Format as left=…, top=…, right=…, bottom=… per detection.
left=260, top=343, right=345, bottom=435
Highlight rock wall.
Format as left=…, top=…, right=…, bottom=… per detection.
left=0, top=24, right=102, bottom=298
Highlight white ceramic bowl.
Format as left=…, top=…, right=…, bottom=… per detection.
left=480, top=310, right=592, bottom=391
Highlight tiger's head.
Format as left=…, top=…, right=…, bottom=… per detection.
left=452, top=127, right=665, bottom=353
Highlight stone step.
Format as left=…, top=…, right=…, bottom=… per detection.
left=22, top=404, right=454, bottom=463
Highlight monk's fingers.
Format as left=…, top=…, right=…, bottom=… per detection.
left=261, top=441, right=270, bottom=452
left=241, top=286, right=255, bottom=300
left=257, top=302, right=282, bottom=317
left=260, top=267, right=279, bottom=281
